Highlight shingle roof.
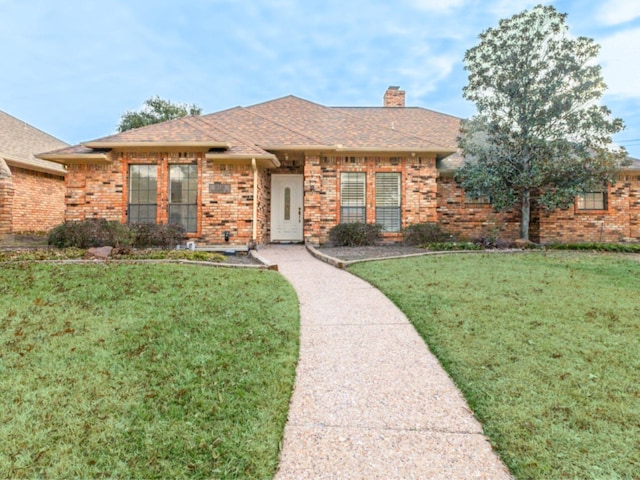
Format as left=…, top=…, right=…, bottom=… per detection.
left=38, top=95, right=461, bottom=163
left=245, top=96, right=456, bottom=151
left=334, top=106, right=461, bottom=150
left=0, top=110, right=67, bottom=175
left=627, top=157, right=640, bottom=170
left=84, top=115, right=231, bottom=146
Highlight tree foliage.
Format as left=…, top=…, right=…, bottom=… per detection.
left=117, top=96, right=202, bottom=132
left=456, top=5, right=627, bottom=240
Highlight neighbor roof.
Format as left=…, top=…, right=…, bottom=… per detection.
left=38, top=95, right=461, bottom=164
left=0, top=110, right=67, bottom=175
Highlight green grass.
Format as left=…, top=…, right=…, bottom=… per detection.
left=350, top=252, right=640, bottom=479
left=0, top=263, right=299, bottom=479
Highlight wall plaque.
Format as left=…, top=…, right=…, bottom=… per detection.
left=209, top=182, right=231, bottom=194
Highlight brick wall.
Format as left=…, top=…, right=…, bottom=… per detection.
left=65, top=161, right=124, bottom=222
left=200, top=160, right=264, bottom=245
left=0, top=175, right=14, bottom=234
left=537, top=175, right=640, bottom=243
left=436, top=175, right=521, bottom=241
left=303, top=154, right=438, bottom=244
left=10, top=167, right=65, bottom=232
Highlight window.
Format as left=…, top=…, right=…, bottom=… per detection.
left=340, top=172, right=366, bottom=223
left=169, top=164, right=198, bottom=232
left=128, top=165, right=157, bottom=224
left=284, top=187, right=291, bottom=221
left=376, top=173, right=401, bottom=232
left=577, top=191, right=607, bottom=210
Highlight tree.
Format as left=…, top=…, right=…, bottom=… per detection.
left=117, top=96, right=202, bottom=132
left=456, top=5, right=628, bottom=240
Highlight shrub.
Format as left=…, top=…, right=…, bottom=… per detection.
left=129, top=223, right=185, bottom=249
left=47, top=220, right=185, bottom=250
left=328, top=222, right=383, bottom=246
left=403, top=222, right=452, bottom=246
left=48, top=219, right=133, bottom=248
left=472, top=214, right=510, bottom=248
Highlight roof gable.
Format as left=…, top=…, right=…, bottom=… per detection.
left=0, top=110, right=68, bottom=175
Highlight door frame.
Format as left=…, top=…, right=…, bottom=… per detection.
left=271, top=174, right=304, bottom=242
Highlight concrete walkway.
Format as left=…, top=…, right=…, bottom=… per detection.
left=259, top=245, right=512, bottom=480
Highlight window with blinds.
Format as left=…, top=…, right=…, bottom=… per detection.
left=376, top=172, right=401, bottom=232
left=577, top=191, right=607, bottom=210
left=340, top=172, right=366, bottom=223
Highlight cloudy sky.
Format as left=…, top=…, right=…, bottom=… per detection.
left=1, top=0, right=639, bottom=156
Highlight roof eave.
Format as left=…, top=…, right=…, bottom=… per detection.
left=82, top=141, right=232, bottom=149
left=36, top=152, right=112, bottom=165
left=259, top=144, right=334, bottom=152
left=261, top=144, right=457, bottom=155
left=205, top=153, right=281, bottom=168
left=2, top=154, right=67, bottom=176
left=333, top=146, right=456, bottom=155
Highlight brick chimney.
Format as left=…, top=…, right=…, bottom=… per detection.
left=383, top=86, right=405, bottom=107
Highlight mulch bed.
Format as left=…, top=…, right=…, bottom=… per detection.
left=316, top=245, right=427, bottom=261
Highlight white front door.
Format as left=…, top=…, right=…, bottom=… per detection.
left=271, top=174, right=304, bottom=242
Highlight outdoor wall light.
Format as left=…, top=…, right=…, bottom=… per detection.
left=224, top=231, right=230, bottom=242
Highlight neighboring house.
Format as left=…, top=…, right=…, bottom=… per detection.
left=0, top=110, right=68, bottom=235
left=37, top=87, right=640, bottom=246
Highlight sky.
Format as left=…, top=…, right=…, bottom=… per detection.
left=1, top=0, right=640, bottom=157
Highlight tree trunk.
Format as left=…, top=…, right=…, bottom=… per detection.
left=520, top=190, right=530, bottom=240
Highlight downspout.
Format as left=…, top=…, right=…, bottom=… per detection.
left=252, top=158, right=258, bottom=246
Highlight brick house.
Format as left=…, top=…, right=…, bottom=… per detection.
left=0, top=110, right=68, bottom=235
left=37, top=87, right=640, bottom=246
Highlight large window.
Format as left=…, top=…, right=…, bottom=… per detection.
left=169, top=164, right=198, bottom=233
left=340, top=172, right=366, bottom=223
left=375, top=173, right=401, bottom=232
left=577, top=191, right=607, bottom=210
left=128, top=165, right=157, bottom=224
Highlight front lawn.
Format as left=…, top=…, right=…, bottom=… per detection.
left=0, top=263, right=299, bottom=479
left=350, top=252, right=640, bottom=479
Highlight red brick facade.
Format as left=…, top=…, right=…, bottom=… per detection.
left=436, top=175, right=521, bottom=241
left=301, top=154, right=438, bottom=244
left=0, top=167, right=65, bottom=234
left=59, top=151, right=640, bottom=246
left=535, top=173, right=640, bottom=243
left=0, top=175, right=14, bottom=235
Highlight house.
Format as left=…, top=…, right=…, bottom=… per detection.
left=37, top=87, right=640, bottom=246
left=0, top=110, right=68, bottom=235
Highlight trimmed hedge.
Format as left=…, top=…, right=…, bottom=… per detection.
left=48, top=220, right=185, bottom=250
left=128, top=223, right=185, bottom=249
left=47, top=219, right=132, bottom=249
left=328, top=222, right=383, bottom=246
left=403, top=222, right=452, bottom=245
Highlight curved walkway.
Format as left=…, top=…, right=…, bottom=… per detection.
left=259, top=245, right=511, bottom=480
